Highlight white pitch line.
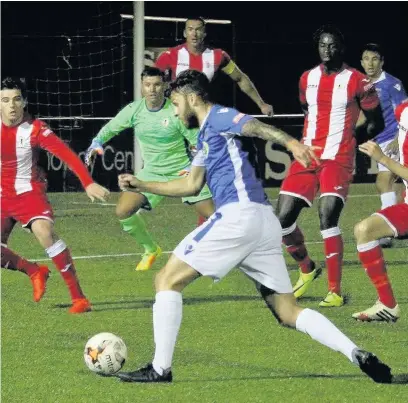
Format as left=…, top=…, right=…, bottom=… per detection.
left=27, top=241, right=328, bottom=262
left=69, top=202, right=117, bottom=206
left=62, top=193, right=378, bottom=209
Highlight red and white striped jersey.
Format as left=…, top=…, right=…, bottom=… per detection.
left=299, top=64, right=380, bottom=166
left=155, top=43, right=231, bottom=81
left=395, top=101, right=408, bottom=204
left=0, top=117, right=93, bottom=197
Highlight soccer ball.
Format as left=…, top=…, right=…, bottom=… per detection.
left=84, top=332, right=128, bottom=375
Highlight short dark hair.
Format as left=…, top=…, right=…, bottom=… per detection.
left=361, top=43, right=384, bottom=59
left=1, top=77, right=27, bottom=98
left=185, top=16, right=206, bottom=28
left=141, top=66, right=165, bottom=80
left=313, top=24, right=345, bottom=46
left=169, top=70, right=211, bottom=101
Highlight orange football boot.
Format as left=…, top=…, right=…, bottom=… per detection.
left=69, top=298, right=92, bottom=314
left=30, top=265, right=50, bottom=302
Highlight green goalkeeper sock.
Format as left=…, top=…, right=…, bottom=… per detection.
left=119, top=213, right=158, bottom=253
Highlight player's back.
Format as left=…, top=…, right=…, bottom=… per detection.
left=196, top=105, right=268, bottom=209
left=374, top=72, right=406, bottom=143
left=0, top=117, right=48, bottom=196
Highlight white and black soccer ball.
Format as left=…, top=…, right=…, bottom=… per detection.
left=84, top=332, right=127, bottom=375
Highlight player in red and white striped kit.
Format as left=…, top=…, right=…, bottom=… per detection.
left=156, top=17, right=274, bottom=226
left=352, top=100, right=408, bottom=322
left=155, top=17, right=273, bottom=116
left=276, top=26, right=385, bottom=307
left=1, top=77, right=110, bottom=313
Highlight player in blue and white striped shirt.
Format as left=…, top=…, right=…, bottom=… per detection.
left=116, top=70, right=392, bottom=384
left=361, top=43, right=408, bottom=247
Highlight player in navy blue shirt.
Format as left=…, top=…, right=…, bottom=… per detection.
left=116, top=70, right=392, bottom=384
left=360, top=43, right=408, bottom=247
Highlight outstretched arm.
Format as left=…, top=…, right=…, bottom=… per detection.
left=118, top=164, right=206, bottom=197
left=241, top=118, right=320, bottom=168
left=224, top=63, right=273, bottom=116
left=39, top=131, right=110, bottom=202
left=86, top=103, right=136, bottom=165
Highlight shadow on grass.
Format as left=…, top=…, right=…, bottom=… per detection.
left=52, top=295, right=262, bottom=311
left=112, top=372, right=408, bottom=384
left=287, top=260, right=408, bottom=271
left=391, top=374, right=408, bottom=384
left=52, top=292, right=408, bottom=311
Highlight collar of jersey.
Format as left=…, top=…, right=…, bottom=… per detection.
left=319, top=62, right=348, bottom=75
left=144, top=98, right=168, bottom=112
left=182, top=43, right=211, bottom=55
left=199, top=105, right=214, bottom=131
left=373, top=71, right=386, bottom=84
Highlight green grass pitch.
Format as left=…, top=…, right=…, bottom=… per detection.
left=2, top=184, right=407, bottom=402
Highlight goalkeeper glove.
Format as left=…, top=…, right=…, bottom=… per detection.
left=85, top=139, right=104, bottom=166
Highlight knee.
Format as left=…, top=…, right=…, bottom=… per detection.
left=31, top=220, right=52, bottom=238
left=376, top=173, right=393, bottom=192
left=354, top=220, right=370, bottom=241
left=116, top=205, right=136, bottom=220
left=319, top=214, right=334, bottom=230
left=154, top=268, right=177, bottom=291
left=277, top=206, right=296, bottom=229
left=318, top=199, right=342, bottom=230
left=31, top=220, right=55, bottom=247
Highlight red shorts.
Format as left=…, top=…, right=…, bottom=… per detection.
left=1, top=191, right=54, bottom=231
left=374, top=203, right=408, bottom=238
left=280, top=160, right=354, bottom=206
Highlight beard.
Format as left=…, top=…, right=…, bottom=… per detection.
left=185, top=112, right=199, bottom=129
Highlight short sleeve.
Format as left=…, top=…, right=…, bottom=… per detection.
left=155, top=50, right=172, bottom=71
left=192, top=149, right=206, bottom=167
left=229, top=112, right=253, bottom=135
left=299, top=72, right=308, bottom=106
left=357, top=78, right=380, bottom=111
left=389, top=80, right=408, bottom=108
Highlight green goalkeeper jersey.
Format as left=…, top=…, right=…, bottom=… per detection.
left=94, top=98, right=199, bottom=174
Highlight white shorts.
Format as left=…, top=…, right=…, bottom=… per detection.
left=173, top=202, right=293, bottom=294
left=377, top=139, right=399, bottom=172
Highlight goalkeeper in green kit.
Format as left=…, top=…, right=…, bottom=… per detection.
left=85, top=67, right=214, bottom=271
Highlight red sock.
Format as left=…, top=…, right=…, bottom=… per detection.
left=358, top=242, right=396, bottom=308
left=282, top=225, right=313, bottom=273
left=1, top=245, right=39, bottom=276
left=46, top=240, right=85, bottom=300
left=321, top=227, right=343, bottom=295
left=197, top=215, right=207, bottom=227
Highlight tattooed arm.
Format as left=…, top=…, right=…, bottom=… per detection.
left=241, top=118, right=320, bottom=168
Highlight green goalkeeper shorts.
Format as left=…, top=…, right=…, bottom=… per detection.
left=135, top=167, right=212, bottom=210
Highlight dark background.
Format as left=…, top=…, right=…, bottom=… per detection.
left=2, top=2, right=408, bottom=190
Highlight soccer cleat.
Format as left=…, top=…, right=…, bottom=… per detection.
left=30, top=265, right=50, bottom=302
left=353, top=349, right=393, bottom=383
left=69, top=298, right=92, bottom=314
left=319, top=291, right=344, bottom=307
left=352, top=300, right=400, bottom=322
left=117, top=363, right=173, bottom=383
left=136, top=246, right=162, bottom=272
left=293, top=263, right=322, bottom=298
left=379, top=237, right=393, bottom=248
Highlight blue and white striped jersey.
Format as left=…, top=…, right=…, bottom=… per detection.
left=373, top=71, right=407, bottom=144
left=192, top=105, right=269, bottom=209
